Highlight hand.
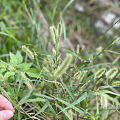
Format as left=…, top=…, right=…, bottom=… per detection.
left=0, top=94, right=14, bottom=120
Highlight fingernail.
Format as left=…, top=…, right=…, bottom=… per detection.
left=5, top=111, right=14, bottom=119
left=12, top=108, right=15, bottom=113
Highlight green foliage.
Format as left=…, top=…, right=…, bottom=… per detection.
left=0, top=1, right=120, bottom=119
left=0, top=27, right=120, bottom=119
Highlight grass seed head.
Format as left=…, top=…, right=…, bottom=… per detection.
left=54, top=54, right=72, bottom=78
left=22, top=45, right=34, bottom=60
left=94, top=68, right=106, bottom=79
left=105, top=67, right=118, bottom=79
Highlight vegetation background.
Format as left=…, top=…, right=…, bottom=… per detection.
left=0, top=0, right=120, bottom=120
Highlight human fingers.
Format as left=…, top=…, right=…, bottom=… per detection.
left=0, top=110, right=13, bottom=120
left=0, top=95, right=14, bottom=112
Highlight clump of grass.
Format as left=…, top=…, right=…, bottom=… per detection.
left=0, top=21, right=120, bottom=120
left=0, top=1, right=120, bottom=119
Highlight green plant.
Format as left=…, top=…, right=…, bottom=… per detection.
left=1, top=0, right=120, bottom=119
left=0, top=21, right=120, bottom=120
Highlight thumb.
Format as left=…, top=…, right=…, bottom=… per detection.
left=0, top=110, right=13, bottom=120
